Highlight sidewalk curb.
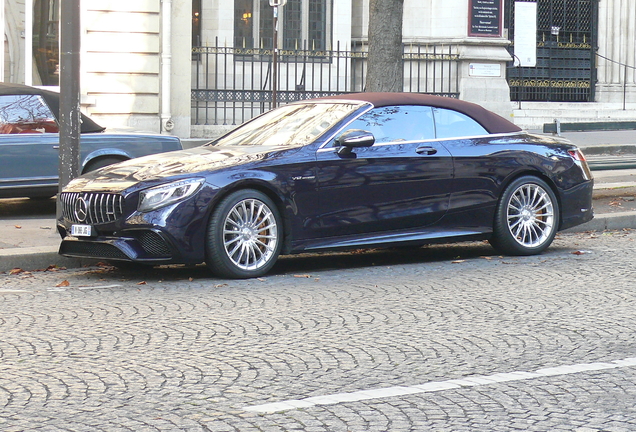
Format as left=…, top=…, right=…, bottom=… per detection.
left=1, top=212, right=633, bottom=273
left=563, top=210, right=636, bottom=233
left=0, top=246, right=98, bottom=273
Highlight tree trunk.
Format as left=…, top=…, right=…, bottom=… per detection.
left=366, top=0, right=404, bottom=92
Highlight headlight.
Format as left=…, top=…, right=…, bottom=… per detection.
left=138, top=178, right=205, bottom=212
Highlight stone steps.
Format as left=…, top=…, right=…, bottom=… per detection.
left=511, top=102, right=636, bottom=130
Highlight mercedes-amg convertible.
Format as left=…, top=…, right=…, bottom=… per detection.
left=57, top=93, right=593, bottom=278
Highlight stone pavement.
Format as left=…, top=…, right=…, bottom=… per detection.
left=1, top=129, right=635, bottom=273
left=1, top=231, right=636, bottom=430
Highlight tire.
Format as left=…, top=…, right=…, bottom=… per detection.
left=490, top=176, right=559, bottom=256
left=206, top=189, right=283, bottom=279
left=83, top=157, right=126, bottom=173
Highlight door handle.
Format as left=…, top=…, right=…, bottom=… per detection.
left=416, top=146, right=437, bottom=155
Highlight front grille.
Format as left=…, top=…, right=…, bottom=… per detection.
left=60, top=241, right=129, bottom=260
left=60, top=192, right=124, bottom=224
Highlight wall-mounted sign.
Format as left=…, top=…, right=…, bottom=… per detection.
left=514, top=1, right=537, bottom=67
left=469, top=63, right=502, bottom=77
left=468, top=0, right=503, bottom=37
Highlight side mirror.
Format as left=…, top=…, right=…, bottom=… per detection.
left=336, top=129, right=375, bottom=155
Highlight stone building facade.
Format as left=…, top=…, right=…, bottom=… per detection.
left=2, top=0, right=635, bottom=137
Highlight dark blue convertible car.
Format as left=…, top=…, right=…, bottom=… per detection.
left=57, top=93, right=593, bottom=278
left=0, top=83, right=182, bottom=199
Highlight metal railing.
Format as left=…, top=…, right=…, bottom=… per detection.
left=596, top=53, right=636, bottom=110
left=192, top=40, right=460, bottom=126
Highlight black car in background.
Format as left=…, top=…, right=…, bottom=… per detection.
left=57, top=93, right=594, bottom=278
left=0, top=83, right=182, bottom=199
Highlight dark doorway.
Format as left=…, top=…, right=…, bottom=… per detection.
left=505, top=0, right=598, bottom=102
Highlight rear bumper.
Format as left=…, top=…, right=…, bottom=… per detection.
left=559, top=180, right=594, bottom=231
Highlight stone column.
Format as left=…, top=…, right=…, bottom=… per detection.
left=596, top=0, right=636, bottom=103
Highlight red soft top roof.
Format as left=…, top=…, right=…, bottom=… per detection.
left=0, top=82, right=105, bottom=133
left=313, top=92, right=521, bottom=134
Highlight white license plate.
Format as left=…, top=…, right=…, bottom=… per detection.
left=71, top=224, right=93, bottom=237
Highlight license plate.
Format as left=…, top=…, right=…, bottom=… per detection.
left=71, top=224, right=93, bottom=237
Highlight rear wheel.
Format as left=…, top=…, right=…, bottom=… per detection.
left=206, top=189, right=282, bottom=279
left=490, top=176, right=559, bottom=255
left=83, top=157, right=126, bottom=173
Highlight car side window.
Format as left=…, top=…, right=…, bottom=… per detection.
left=0, top=94, right=59, bottom=134
left=344, top=105, right=435, bottom=144
left=433, top=107, right=487, bottom=139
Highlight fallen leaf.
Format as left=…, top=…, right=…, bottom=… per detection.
left=188, top=277, right=194, bottom=282
left=257, top=278, right=266, bottom=282
left=571, top=250, right=591, bottom=255
left=14, top=225, right=22, bottom=229
left=214, top=283, right=228, bottom=288
left=137, top=281, right=147, bottom=285
left=451, top=260, right=465, bottom=264
left=43, top=265, right=63, bottom=272
left=294, top=274, right=311, bottom=278
left=9, top=268, right=23, bottom=275
left=56, top=280, right=70, bottom=287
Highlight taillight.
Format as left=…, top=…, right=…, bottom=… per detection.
left=568, top=148, right=592, bottom=180
left=568, top=149, right=586, bottom=162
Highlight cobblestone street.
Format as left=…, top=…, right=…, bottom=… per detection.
left=1, top=231, right=636, bottom=431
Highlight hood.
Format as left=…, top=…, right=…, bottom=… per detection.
left=65, top=145, right=282, bottom=193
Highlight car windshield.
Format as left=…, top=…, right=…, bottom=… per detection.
left=211, top=102, right=364, bottom=147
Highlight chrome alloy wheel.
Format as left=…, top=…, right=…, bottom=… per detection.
left=506, top=183, right=555, bottom=248
left=222, top=198, right=279, bottom=271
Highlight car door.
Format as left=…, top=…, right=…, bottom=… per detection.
left=315, top=105, right=454, bottom=238
left=431, top=107, right=497, bottom=217
left=0, top=94, right=61, bottom=195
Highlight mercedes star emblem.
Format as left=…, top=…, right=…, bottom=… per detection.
left=74, top=196, right=88, bottom=222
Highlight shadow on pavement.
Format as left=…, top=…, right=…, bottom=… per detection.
left=0, top=198, right=56, bottom=218
left=84, top=241, right=507, bottom=282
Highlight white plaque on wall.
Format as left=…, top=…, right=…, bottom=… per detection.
left=514, top=1, right=538, bottom=67
left=469, top=63, right=502, bottom=77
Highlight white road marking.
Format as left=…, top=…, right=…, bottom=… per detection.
left=244, top=356, right=636, bottom=413
left=78, top=285, right=123, bottom=290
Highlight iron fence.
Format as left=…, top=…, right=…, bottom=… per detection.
left=192, top=40, right=460, bottom=125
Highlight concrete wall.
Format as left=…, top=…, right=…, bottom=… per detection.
left=2, top=0, right=191, bottom=138
left=596, top=0, right=636, bottom=105
left=82, top=0, right=162, bottom=132
left=4, top=0, right=26, bottom=83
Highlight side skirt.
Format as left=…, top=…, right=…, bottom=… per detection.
left=292, top=228, right=491, bottom=254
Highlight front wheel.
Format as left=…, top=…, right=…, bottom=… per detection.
left=490, top=176, right=559, bottom=256
left=206, top=189, right=282, bottom=279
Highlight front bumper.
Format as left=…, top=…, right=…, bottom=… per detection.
left=58, top=228, right=180, bottom=264
left=57, top=190, right=214, bottom=265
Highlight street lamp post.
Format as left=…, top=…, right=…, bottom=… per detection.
left=58, top=0, right=81, bottom=217
left=269, top=0, right=287, bottom=109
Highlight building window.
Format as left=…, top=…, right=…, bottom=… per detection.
left=193, top=0, right=201, bottom=46
left=235, top=0, right=254, bottom=47
left=33, top=0, right=59, bottom=86
left=234, top=0, right=330, bottom=51
left=283, top=0, right=302, bottom=49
